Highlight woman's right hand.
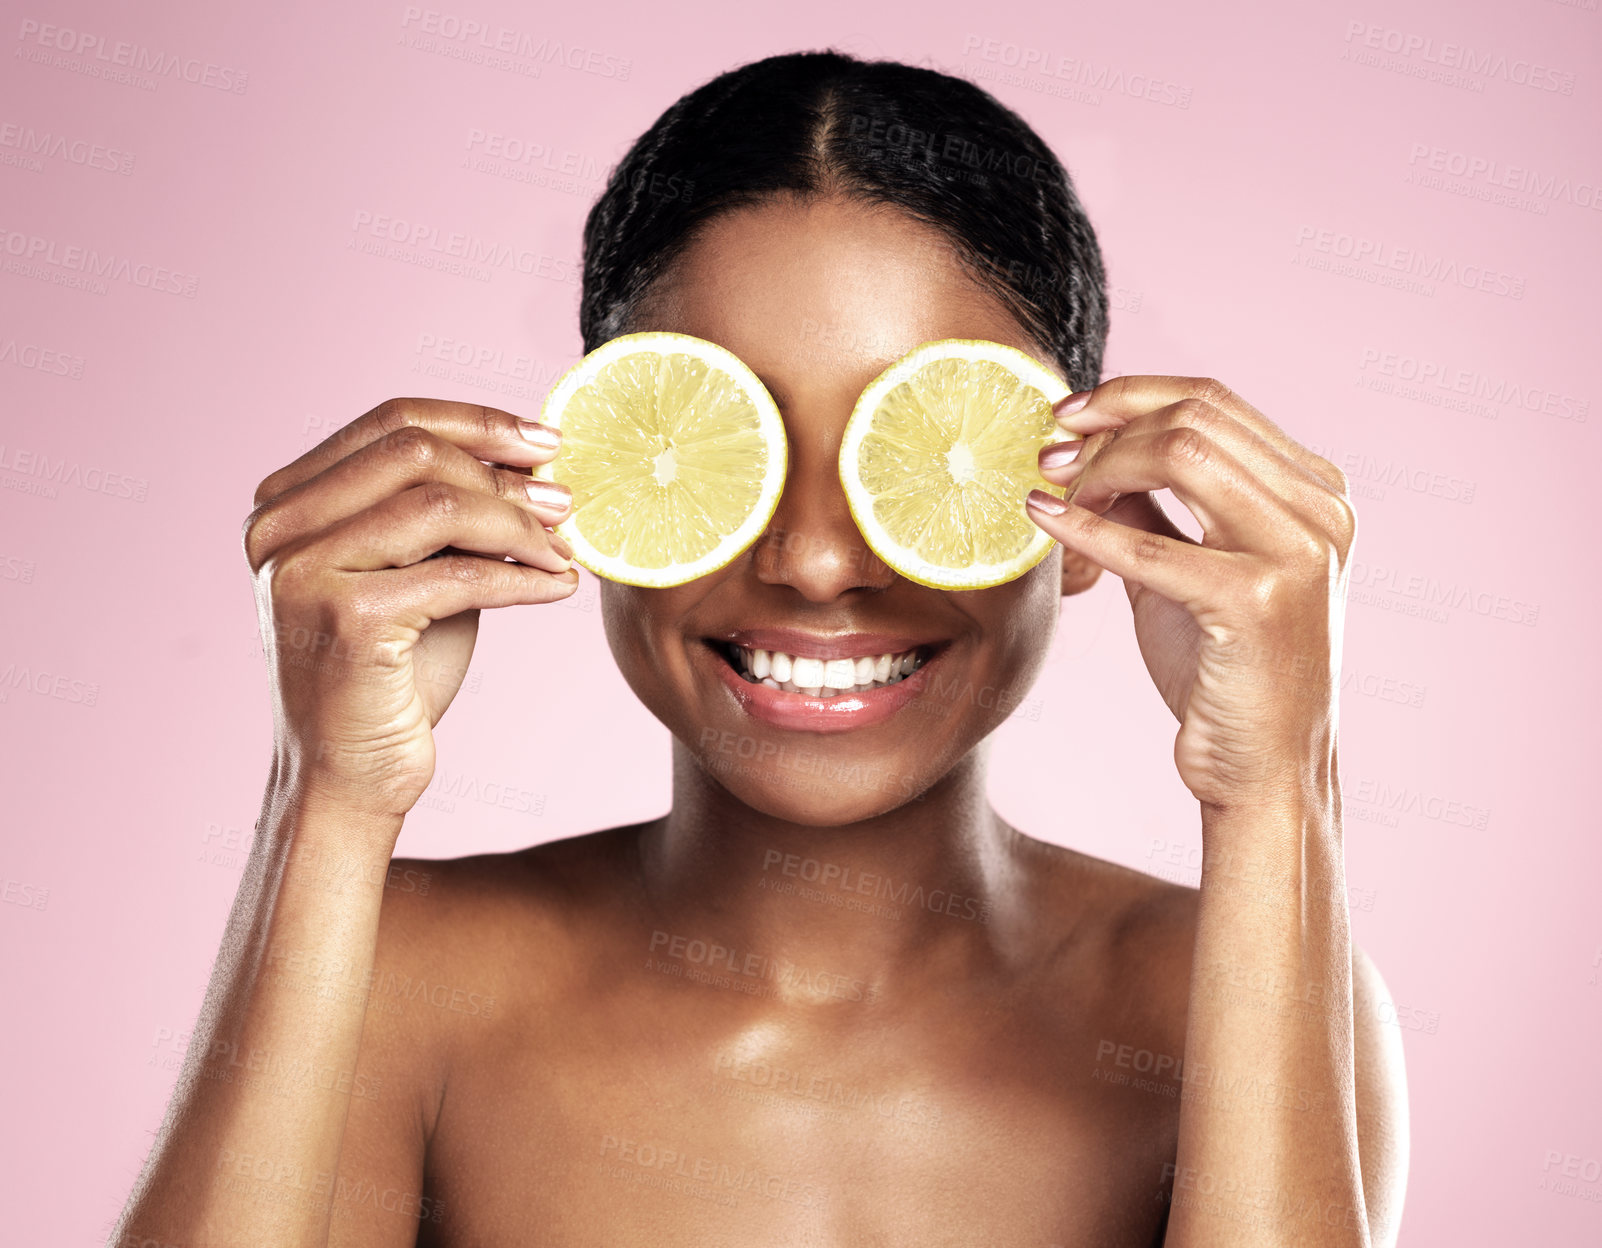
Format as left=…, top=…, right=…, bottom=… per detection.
left=242, top=398, right=578, bottom=818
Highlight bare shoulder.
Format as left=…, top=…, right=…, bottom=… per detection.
left=1018, top=832, right=1410, bottom=1245
left=1020, top=832, right=1201, bottom=969
left=325, top=825, right=646, bottom=1241
left=1013, top=831, right=1201, bottom=1053
left=378, top=820, right=649, bottom=993
left=358, top=822, right=648, bottom=1104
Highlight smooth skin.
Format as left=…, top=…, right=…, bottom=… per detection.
left=112, top=194, right=1408, bottom=1247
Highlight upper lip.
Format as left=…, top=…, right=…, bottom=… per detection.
left=711, top=628, right=947, bottom=660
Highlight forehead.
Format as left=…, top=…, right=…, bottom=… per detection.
left=627, top=194, right=1055, bottom=406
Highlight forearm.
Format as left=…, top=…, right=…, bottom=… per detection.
left=110, top=773, right=404, bottom=1247
left=1165, top=768, right=1369, bottom=1247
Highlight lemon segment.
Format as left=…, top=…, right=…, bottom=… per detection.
left=534, top=332, right=787, bottom=588
left=839, top=339, right=1078, bottom=590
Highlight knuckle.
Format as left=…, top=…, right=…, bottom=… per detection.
left=1132, top=531, right=1168, bottom=564
left=373, top=397, right=422, bottom=438
left=1328, top=492, right=1359, bottom=552
left=442, top=553, right=492, bottom=585
left=241, top=503, right=279, bottom=570
left=475, top=405, right=501, bottom=442
left=261, top=549, right=314, bottom=601
left=1285, top=520, right=1338, bottom=572
left=1171, top=396, right=1221, bottom=434
left=1190, top=376, right=1234, bottom=408
left=415, top=480, right=464, bottom=522
left=251, top=472, right=284, bottom=509
left=1159, top=425, right=1212, bottom=467
left=487, top=464, right=520, bottom=503
left=386, top=423, right=439, bottom=470
left=1307, top=453, right=1351, bottom=498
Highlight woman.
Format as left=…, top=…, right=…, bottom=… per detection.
left=114, top=50, right=1408, bottom=1246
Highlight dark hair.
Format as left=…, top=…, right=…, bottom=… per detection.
left=580, top=49, right=1109, bottom=392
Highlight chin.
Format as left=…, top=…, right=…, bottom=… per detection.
left=685, top=738, right=937, bottom=828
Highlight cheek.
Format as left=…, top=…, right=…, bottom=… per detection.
left=600, top=582, right=661, bottom=679
left=599, top=581, right=701, bottom=715
left=985, top=556, right=1063, bottom=673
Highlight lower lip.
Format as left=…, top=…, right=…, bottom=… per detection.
left=707, top=646, right=944, bottom=734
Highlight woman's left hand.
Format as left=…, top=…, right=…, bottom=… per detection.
left=1026, top=376, right=1357, bottom=811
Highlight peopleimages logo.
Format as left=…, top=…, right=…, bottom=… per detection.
left=348, top=210, right=579, bottom=285
left=0, top=226, right=199, bottom=297
left=14, top=18, right=249, bottom=93
left=1294, top=226, right=1526, bottom=299
left=1342, top=21, right=1577, bottom=95
left=0, top=123, right=135, bottom=175
left=1346, top=559, right=1540, bottom=627
left=1406, top=143, right=1602, bottom=214
left=959, top=35, right=1193, bottom=108
left=1358, top=348, right=1589, bottom=423
left=398, top=8, right=631, bottom=79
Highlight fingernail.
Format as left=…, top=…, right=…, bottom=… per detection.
left=518, top=419, right=561, bottom=450
left=1026, top=488, right=1069, bottom=517
left=1038, top=441, right=1083, bottom=472
left=547, top=528, right=574, bottom=560
left=1055, top=390, right=1093, bottom=416
left=525, top=479, right=572, bottom=510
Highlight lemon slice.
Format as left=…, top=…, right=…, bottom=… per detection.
left=534, top=332, right=787, bottom=587
left=839, top=339, right=1079, bottom=590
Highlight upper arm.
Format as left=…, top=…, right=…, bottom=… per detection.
left=325, top=859, right=447, bottom=1247
left=1350, top=945, right=1411, bottom=1248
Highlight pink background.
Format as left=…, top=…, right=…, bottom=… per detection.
left=3, top=0, right=1599, bottom=1242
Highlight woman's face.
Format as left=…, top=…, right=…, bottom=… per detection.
left=600, top=193, right=1068, bottom=826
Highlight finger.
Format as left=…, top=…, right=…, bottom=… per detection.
left=304, top=482, right=573, bottom=575
left=1040, top=397, right=1349, bottom=538
left=361, top=557, right=580, bottom=633
left=1027, top=490, right=1240, bottom=609
left=1101, top=490, right=1198, bottom=547
left=1040, top=428, right=1197, bottom=546
left=244, top=425, right=572, bottom=572
left=254, top=398, right=562, bottom=508
left=1047, top=426, right=1319, bottom=555
left=1056, top=375, right=1347, bottom=496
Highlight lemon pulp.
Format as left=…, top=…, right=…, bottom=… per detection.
left=841, top=340, right=1077, bottom=590
left=535, top=332, right=787, bottom=588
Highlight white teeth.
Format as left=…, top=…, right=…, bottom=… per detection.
left=728, top=643, right=928, bottom=695
left=823, top=658, right=856, bottom=689
left=791, top=656, right=825, bottom=688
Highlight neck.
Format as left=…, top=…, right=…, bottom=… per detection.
left=634, top=738, right=1025, bottom=1004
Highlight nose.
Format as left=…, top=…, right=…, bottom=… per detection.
left=749, top=431, right=897, bottom=602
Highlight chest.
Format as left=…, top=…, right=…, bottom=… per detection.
left=418, top=998, right=1182, bottom=1246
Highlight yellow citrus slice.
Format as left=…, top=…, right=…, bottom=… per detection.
left=839, top=339, right=1079, bottom=590
left=533, top=332, right=787, bottom=588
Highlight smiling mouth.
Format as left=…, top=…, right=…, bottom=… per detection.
left=711, top=641, right=935, bottom=698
